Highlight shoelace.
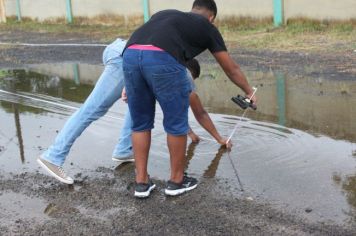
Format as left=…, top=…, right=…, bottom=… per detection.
left=58, top=166, right=67, bottom=178
left=183, top=173, right=193, bottom=182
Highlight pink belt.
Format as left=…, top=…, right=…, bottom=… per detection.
left=128, top=44, right=164, bottom=51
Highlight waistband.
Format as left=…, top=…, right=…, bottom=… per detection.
left=128, top=44, right=164, bottom=51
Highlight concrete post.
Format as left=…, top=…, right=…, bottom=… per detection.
left=66, top=0, right=73, bottom=24
left=16, top=0, right=21, bottom=21
left=273, top=0, right=284, bottom=27
left=142, top=0, right=150, bottom=23
left=0, top=0, right=6, bottom=23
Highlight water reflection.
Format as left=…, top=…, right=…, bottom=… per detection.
left=2, top=64, right=355, bottom=143
left=0, top=67, right=99, bottom=163
left=0, top=68, right=94, bottom=105
left=0, top=63, right=356, bottom=224
left=203, top=146, right=227, bottom=178
left=341, top=175, right=356, bottom=209
left=185, top=142, right=198, bottom=170
left=275, top=72, right=286, bottom=126
left=333, top=172, right=356, bottom=222
left=186, top=143, right=229, bottom=180
left=196, top=65, right=356, bottom=142
left=12, top=103, right=25, bottom=163
left=0, top=192, right=48, bottom=225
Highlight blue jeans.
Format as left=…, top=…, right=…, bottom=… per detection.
left=42, top=39, right=133, bottom=166
left=123, top=49, right=191, bottom=135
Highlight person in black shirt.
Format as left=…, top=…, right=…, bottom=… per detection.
left=123, top=0, right=257, bottom=198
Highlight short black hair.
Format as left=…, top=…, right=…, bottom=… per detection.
left=186, top=59, right=201, bottom=79
left=192, top=0, right=218, bottom=18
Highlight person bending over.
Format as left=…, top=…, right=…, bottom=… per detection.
left=122, top=0, right=257, bottom=198
left=37, top=39, right=132, bottom=184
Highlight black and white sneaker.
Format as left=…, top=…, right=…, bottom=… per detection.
left=165, top=174, right=198, bottom=196
left=134, top=179, right=156, bottom=198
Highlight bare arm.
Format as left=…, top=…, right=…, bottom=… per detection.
left=188, top=128, right=200, bottom=143
left=121, top=87, right=128, bottom=103
left=190, top=91, right=231, bottom=147
left=213, top=51, right=257, bottom=104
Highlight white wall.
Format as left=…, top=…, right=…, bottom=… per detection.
left=5, top=0, right=66, bottom=20
left=285, top=0, right=356, bottom=20
left=71, top=0, right=142, bottom=17
left=149, top=0, right=272, bottom=18
left=4, top=0, right=356, bottom=22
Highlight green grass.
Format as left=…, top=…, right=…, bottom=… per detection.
left=0, top=17, right=138, bottom=40
left=1, top=17, right=355, bottom=52
left=286, top=18, right=356, bottom=33
left=223, top=18, right=356, bottom=52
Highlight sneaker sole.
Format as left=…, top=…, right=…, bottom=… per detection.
left=134, top=184, right=156, bottom=198
left=164, top=184, right=198, bottom=196
left=37, top=158, right=74, bottom=185
left=111, top=157, right=134, bottom=163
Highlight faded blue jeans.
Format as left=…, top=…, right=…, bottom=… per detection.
left=41, top=38, right=133, bottom=166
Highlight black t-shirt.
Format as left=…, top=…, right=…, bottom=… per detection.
left=125, top=9, right=227, bottom=65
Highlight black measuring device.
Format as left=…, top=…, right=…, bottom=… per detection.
left=227, top=87, right=258, bottom=143
left=231, top=94, right=257, bottom=110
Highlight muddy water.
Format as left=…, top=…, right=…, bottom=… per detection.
left=0, top=192, right=49, bottom=227
left=0, top=63, right=355, bottom=225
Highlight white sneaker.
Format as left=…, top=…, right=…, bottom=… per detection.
left=111, top=155, right=134, bottom=163
left=37, top=158, right=74, bottom=184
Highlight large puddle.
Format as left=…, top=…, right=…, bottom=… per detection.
left=0, top=63, right=355, bottom=225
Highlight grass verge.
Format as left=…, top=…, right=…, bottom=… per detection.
left=0, top=17, right=355, bottom=52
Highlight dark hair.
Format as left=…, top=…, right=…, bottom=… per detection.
left=186, top=59, right=201, bottom=79
left=192, top=0, right=217, bottom=18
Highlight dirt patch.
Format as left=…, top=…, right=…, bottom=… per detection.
left=0, top=31, right=355, bottom=80
left=0, top=169, right=354, bottom=235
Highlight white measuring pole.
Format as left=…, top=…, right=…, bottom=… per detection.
left=226, top=87, right=257, bottom=144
